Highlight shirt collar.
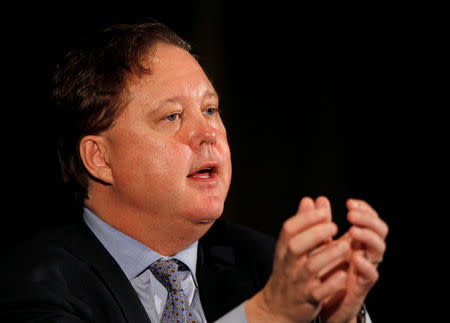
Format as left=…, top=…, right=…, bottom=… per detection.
left=83, top=207, right=198, bottom=281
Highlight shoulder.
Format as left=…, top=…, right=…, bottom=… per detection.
left=3, top=221, right=95, bottom=271
left=1, top=221, right=101, bottom=297
left=0, top=221, right=127, bottom=321
left=3, top=223, right=83, bottom=271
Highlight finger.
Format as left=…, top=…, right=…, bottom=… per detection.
left=276, top=209, right=331, bottom=266
left=346, top=199, right=379, bottom=218
left=353, top=254, right=379, bottom=289
left=284, top=223, right=337, bottom=279
left=347, top=210, right=389, bottom=239
left=287, top=222, right=338, bottom=258
left=305, top=240, right=351, bottom=278
left=278, top=208, right=330, bottom=247
left=315, top=196, right=331, bottom=211
left=298, top=196, right=315, bottom=213
left=313, top=196, right=333, bottom=249
left=308, top=270, right=348, bottom=305
left=350, top=227, right=386, bottom=260
left=315, top=196, right=332, bottom=219
left=277, top=197, right=332, bottom=264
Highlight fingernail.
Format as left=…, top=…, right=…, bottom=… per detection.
left=348, top=198, right=359, bottom=207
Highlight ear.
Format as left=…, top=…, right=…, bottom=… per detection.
left=79, top=135, right=114, bottom=185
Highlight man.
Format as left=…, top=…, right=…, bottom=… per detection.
left=0, top=22, right=388, bottom=322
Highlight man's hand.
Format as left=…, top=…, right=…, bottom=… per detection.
left=319, top=199, right=389, bottom=323
left=246, top=197, right=352, bottom=323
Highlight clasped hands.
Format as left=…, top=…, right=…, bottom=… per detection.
left=247, top=196, right=388, bottom=323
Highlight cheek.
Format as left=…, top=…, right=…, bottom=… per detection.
left=142, top=141, right=192, bottom=189
left=155, top=141, right=191, bottom=175
left=111, top=134, right=192, bottom=191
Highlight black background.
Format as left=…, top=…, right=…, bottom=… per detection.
left=1, top=2, right=445, bottom=321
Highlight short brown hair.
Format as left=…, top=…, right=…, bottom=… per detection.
left=53, top=21, right=192, bottom=206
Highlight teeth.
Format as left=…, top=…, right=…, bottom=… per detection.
left=196, top=168, right=212, bottom=178
left=188, top=166, right=215, bottom=179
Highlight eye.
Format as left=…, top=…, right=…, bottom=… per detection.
left=166, top=113, right=180, bottom=121
left=204, top=107, right=217, bottom=116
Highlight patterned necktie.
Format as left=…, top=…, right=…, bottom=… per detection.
left=150, top=258, right=197, bottom=323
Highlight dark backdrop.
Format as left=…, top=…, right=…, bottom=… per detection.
left=1, top=2, right=444, bottom=321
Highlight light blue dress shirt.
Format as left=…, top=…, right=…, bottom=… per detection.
left=83, top=207, right=247, bottom=323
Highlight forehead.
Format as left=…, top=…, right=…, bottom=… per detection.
left=145, top=42, right=203, bottom=75
left=126, top=42, right=216, bottom=102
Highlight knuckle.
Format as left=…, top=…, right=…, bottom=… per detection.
left=326, top=222, right=338, bottom=237
left=307, top=287, right=321, bottom=306
left=304, top=258, right=317, bottom=276
left=282, top=219, right=295, bottom=237
left=366, top=268, right=379, bottom=286
left=380, top=241, right=387, bottom=254
left=372, top=270, right=380, bottom=283
left=287, top=240, right=298, bottom=256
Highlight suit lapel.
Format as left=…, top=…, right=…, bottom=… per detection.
left=62, top=220, right=152, bottom=323
left=92, top=266, right=152, bottom=323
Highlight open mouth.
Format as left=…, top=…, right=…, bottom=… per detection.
left=188, top=166, right=217, bottom=179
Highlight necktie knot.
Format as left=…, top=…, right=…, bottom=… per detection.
left=149, top=258, right=197, bottom=322
left=150, top=258, right=183, bottom=292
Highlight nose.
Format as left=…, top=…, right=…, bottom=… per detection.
left=188, top=116, right=217, bottom=149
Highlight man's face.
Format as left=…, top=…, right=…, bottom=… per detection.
left=102, top=43, right=232, bottom=225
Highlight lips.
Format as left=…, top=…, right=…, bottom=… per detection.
left=187, top=162, right=218, bottom=180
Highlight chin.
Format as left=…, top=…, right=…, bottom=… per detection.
left=184, top=204, right=224, bottom=225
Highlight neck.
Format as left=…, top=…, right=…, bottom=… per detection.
left=85, top=187, right=214, bottom=256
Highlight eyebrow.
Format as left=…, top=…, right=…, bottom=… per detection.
left=159, top=90, right=219, bottom=107
left=203, top=90, right=220, bottom=101
left=150, top=90, right=219, bottom=115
